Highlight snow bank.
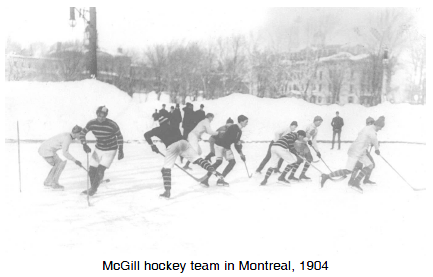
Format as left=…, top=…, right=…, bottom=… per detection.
left=4, top=80, right=426, bottom=143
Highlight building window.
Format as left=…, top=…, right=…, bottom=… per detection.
left=319, top=84, right=322, bottom=92
left=348, top=96, right=354, bottom=103
left=318, top=96, right=322, bottom=104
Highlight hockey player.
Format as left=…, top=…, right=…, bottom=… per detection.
left=260, top=130, right=306, bottom=185
left=38, top=125, right=83, bottom=190
left=347, top=116, right=377, bottom=185
left=183, top=113, right=219, bottom=170
left=202, top=115, right=248, bottom=186
left=80, top=106, right=124, bottom=196
left=144, top=116, right=222, bottom=198
left=204, top=117, right=234, bottom=162
left=321, top=116, right=385, bottom=192
left=256, top=121, right=298, bottom=174
left=287, top=116, right=323, bottom=181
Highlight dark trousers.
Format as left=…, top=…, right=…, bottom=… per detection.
left=332, top=129, right=341, bottom=149
left=256, top=141, right=283, bottom=172
left=183, top=127, right=192, bottom=140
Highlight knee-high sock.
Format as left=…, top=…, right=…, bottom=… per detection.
left=212, top=159, right=223, bottom=171
left=329, top=169, right=352, bottom=178
left=300, top=163, right=310, bottom=176
left=289, top=162, right=302, bottom=178
left=277, top=158, right=284, bottom=171
left=280, top=164, right=293, bottom=179
left=88, top=166, right=98, bottom=187
left=194, top=158, right=215, bottom=172
left=184, top=161, right=191, bottom=167
left=222, top=160, right=236, bottom=177
left=161, top=168, right=171, bottom=191
left=263, top=167, right=274, bottom=182
left=349, top=162, right=363, bottom=182
left=204, top=152, right=215, bottom=161
left=354, top=167, right=372, bottom=184
left=44, top=165, right=57, bottom=185
left=92, top=165, right=107, bottom=191
left=52, top=160, right=67, bottom=184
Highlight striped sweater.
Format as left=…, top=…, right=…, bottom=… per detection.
left=80, top=118, right=123, bottom=151
left=273, top=132, right=298, bottom=152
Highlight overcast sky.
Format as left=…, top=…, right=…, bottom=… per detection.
left=4, top=5, right=425, bottom=54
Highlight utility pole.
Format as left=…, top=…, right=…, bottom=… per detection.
left=69, top=7, right=98, bottom=78
left=381, top=48, right=389, bottom=103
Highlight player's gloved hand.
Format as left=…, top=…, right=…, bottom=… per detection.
left=118, top=146, right=124, bottom=160
left=75, top=160, right=82, bottom=167
left=83, top=143, right=91, bottom=153
left=270, top=140, right=275, bottom=146
left=240, top=154, right=246, bottom=162
left=316, top=152, right=322, bottom=159
left=375, top=149, right=380, bottom=155
left=151, top=145, right=159, bottom=153
left=308, top=140, right=313, bottom=146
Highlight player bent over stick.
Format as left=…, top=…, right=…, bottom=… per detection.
left=183, top=113, right=219, bottom=170
left=80, top=106, right=125, bottom=196
left=144, top=116, right=224, bottom=199
left=321, top=116, right=385, bottom=193
left=38, top=125, right=84, bottom=190
left=260, top=130, right=306, bottom=186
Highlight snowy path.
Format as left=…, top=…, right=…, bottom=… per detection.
left=3, top=142, right=429, bottom=276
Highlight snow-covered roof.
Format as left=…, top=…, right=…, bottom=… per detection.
left=320, top=52, right=369, bottom=62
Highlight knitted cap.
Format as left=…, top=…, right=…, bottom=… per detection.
left=72, top=125, right=83, bottom=134
left=297, top=130, right=306, bottom=137
left=238, top=115, right=248, bottom=123
left=226, top=117, right=234, bottom=124
left=366, top=116, right=375, bottom=125
left=290, top=121, right=298, bottom=126
left=314, top=116, right=323, bottom=122
left=374, top=116, right=385, bottom=128
left=96, top=106, right=108, bottom=115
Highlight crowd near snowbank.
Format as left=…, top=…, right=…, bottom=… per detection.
left=5, top=80, right=426, bottom=143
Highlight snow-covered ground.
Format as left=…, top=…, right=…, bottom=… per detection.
left=3, top=80, right=430, bottom=277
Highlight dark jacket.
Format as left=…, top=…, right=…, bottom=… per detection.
left=194, top=109, right=206, bottom=126
left=331, top=116, right=344, bottom=131
left=182, top=107, right=195, bottom=130
left=172, top=108, right=182, bottom=125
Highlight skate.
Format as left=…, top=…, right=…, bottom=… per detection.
left=299, top=174, right=311, bottom=182
left=277, top=176, right=290, bottom=185
left=159, top=190, right=171, bottom=199
left=255, top=170, right=262, bottom=174
left=363, top=179, right=376, bottom=185
left=273, top=169, right=282, bottom=174
left=199, top=178, right=210, bottom=188
left=260, top=180, right=267, bottom=186
left=216, top=179, right=229, bottom=186
left=349, top=182, right=363, bottom=193
left=81, top=188, right=97, bottom=196
left=52, top=184, right=64, bottom=190
left=288, top=176, right=299, bottom=182
left=320, top=174, right=329, bottom=188
left=44, top=182, right=53, bottom=189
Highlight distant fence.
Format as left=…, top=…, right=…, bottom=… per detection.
left=5, top=139, right=427, bottom=145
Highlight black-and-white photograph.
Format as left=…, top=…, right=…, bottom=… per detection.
left=3, top=4, right=429, bottom=277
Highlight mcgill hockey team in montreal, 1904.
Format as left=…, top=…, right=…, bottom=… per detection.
left=39, top=103, right=388, bottom=198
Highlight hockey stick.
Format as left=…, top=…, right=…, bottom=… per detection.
left=298, top=156, right=346, bottom=182
left=158, top=153, right=208, bottom=182
left=79, top=165, right=110, bottom=184
left=17, top=121, right=22, bottom=193
left=309, top=144, right=333, bottom=172
left=380, top=155, right=425, bottom=191
left=243, top=161, right=253, bottom=178
left=86, top=154, right=90, bottom=206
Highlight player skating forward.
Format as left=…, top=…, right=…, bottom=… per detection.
left=144, top=116, right=222, bottom=198
left=201, top=115, right=248, bottom=186
left=80, top=106, right=124, bottom=196
left=204, top=117, right=234, bottom=162
left=260, top=130, right=306, bottom=185
left=38, top=125, right=83, bottom=190
left=321, top=116, right=385, bottom=193
left=256, top=121, right=299, bottom=174
left=288, top=116, right=323, bottom=181
left=347, top=116, right=377, bottom=185
left=183, top=113, right=219, bottom=170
